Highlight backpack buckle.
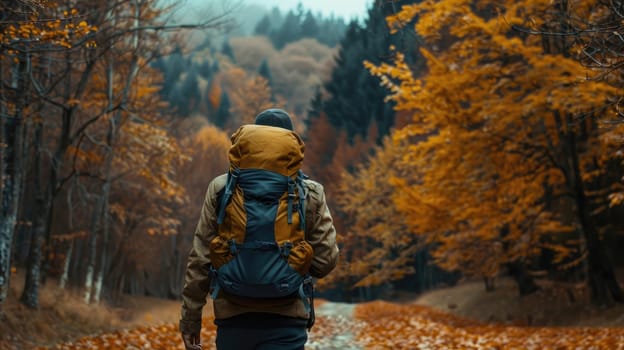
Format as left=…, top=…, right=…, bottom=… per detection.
left=228, top=239, right=238, bottom=255
left=209, top=266, right=218, bottom=278
left=281, top=241, right=293, bottom=258
left=287, top=179, right=296, bottom=224
left=279, top=282, right=290, bottom=293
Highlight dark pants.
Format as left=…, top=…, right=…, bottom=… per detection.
left=216, top=326, right=307, bottom=350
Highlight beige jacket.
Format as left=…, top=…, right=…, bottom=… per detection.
left=179, top=174, right=339, bottom=334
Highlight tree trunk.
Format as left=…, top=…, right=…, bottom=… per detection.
left=59, top=240, right=73, bottom=290
left=14, top=106, right=35, bottom=267
left=507, top=260, right=539, bottom=296
left=169, top=234, right=184, bottom=298
left=483, top=277, right=496, bottom=292
left=568, top=130, right=623, bottom=305
left=94, top=268, right=104, bottom=303
left=84, top=193, right=104, bottom=304
left=0, top=117, right=23, bottom=303
left=93, top=181, right=111, bottom=304
left=89, top=1, right=141, bottom=303
left=20, top=97, right=52, bottom=308
left=1, top=55, right=28, bottom=304
left=578, top=197, right=623, bottom=305
left=71, top=235, right=84, bottom=287
left=20, top=214, right=46, bottom=307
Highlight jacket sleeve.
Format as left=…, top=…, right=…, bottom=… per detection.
left=179, top=175, right=224, bottom=334
left=305, top=180, right=339, bottom=279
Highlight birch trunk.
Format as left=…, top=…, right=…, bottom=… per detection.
left=90, top=0, right=141, bottom=303
left=1, top=55, right=28, bottom=304
left=84, top=193, right=104, bottom=304
left=0, top=118, right=23, bottom=303
left=59, top=241, right=73, bottom=290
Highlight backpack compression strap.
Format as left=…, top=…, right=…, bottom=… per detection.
left=217, top=168, right=240, bottom=225
left=296, top=175, right=306, bottom=232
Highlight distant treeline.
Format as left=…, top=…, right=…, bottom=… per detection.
left=253, top=5, right=348, bottom=49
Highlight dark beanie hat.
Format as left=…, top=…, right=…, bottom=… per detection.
left=254, top=108, right=294, bottom=131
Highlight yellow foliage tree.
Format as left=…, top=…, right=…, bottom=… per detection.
left=304, top=114, right=379, bottom=292
left=214, top=66, right=273, bottom=131
left=367, top=0, right=623, bottom=302
left=333, top=137, right=417, bottom=288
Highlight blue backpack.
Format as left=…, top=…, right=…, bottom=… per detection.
left=209, top=125, right=314, bottom=323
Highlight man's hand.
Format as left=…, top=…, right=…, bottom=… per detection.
left=182, top=332, right=202, bottom=350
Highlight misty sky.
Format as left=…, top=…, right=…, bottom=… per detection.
left=170, top=0, right=373, bottom=36
left=246, top=0, right=372, bottom=20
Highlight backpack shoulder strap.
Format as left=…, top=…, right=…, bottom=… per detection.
left=296, top=170, right=309, bottom=232
left=216, top=168, right=240, bottom=225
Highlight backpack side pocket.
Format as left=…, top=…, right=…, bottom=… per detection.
left=288, top=240, right=313, bottom=275
left=209, top=235, right=234, bottom=269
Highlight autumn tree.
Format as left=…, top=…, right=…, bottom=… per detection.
left=271, top=39, right=336, bottom=116
left=303, top=115, right=378, bottom=298
left=0, top=0, right=95, bottom=304
left=367, top=0, right=624, bottom=303
left=547, top=2, right=624, bottom=217
left=60, top=0, right=231, bottom=305
left=329, top=137, right=418, bottom=290
left=228, top=36, right=335, bottom=117
left=0, top=0, right=232, bottom=308
left=169, top=121, right=230, bottom=296
left=210, top=64, right=273, bottom=130
left=228, top=36, right=277, bottom=72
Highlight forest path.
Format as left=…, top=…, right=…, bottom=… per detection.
left=33, top=296, right=624, bottom=350
left=307, top=302, right=365, bottom=350
left=38, top=300, right=368, bottom=350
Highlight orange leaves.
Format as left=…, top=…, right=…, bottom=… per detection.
left=192, top=125, right=231, bottom=153
left=386, top=4, right=420, bottom=34
left=355, top=301, right=624, bottom=349
left=44, top=315, right=353, bottom=350
left=361, top=0, right=623, bottom=279
left=213, top=66, right=273, bottom=130
left=43, top=318, right=217, bottom=350
left=0, top=4, right=96, bottom=50
left=41, top=302, right=624, bottom=349
left=334, top=136, right=419, bottom=288
left=207, top=80, right=223, bottom=111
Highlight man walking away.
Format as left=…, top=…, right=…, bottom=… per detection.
left=180, top=108, right=339, bottom=350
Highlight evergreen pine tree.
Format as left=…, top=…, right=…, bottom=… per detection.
left=306, top=86, right=324, bottom=126
left=214, top=91, right=231, bottom=129
left=196, top=36, right=212, bottom=51
left=257, top=59, right=273, bottom=86
left=320, top=0, right=421, bottom=142
left=300, top=10, right=319, bottom=39
left=211, top=59, right=220, bottom=73
left=180, top=69, right=200, bottom=116
left=161, top=46, right=185, bottom=97
left=317, top=16, right=347, bottom=47
left=272, top=10, right=301, bottom=49
left=151, top=56, right=166, bottom=74
left=170, top=69, right=200, bottom=117
left=257, top=59, right=275, bottom=102
left=197, top=61, right=213, bottom=80
left=254, top=14, right=272, bottom=36
left=221, top=38, right=235, bottom=61
left=269, top=7, right=283, bottom=27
